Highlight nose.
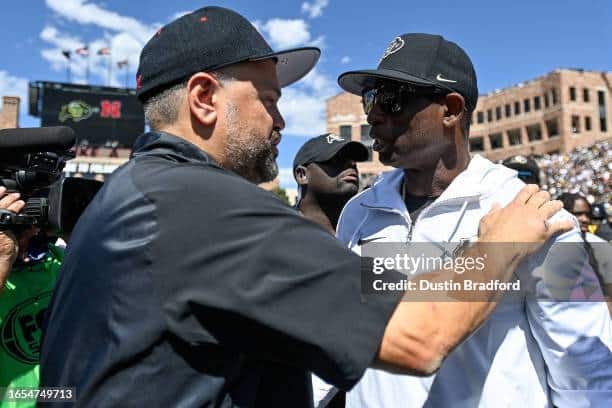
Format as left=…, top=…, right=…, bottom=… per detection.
left=577, top=214, right=590, bottom=224
left=366, top=102, right=384, bottom=132
left=273, top=106, right=285, bottom=132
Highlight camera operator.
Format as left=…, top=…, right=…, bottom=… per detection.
left=0, top=184, right=66, bottom=408
left=0, top=187, right=25, bottom=290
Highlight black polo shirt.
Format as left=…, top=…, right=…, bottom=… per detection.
left=40, top=131, right=401, bottom=407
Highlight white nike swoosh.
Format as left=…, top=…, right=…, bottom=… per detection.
left=436, top=73, right=457, bottom=83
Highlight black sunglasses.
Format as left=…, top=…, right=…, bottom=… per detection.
left=361, top=82, right=448, bottom=116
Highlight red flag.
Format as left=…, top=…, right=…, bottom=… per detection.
left=117, top=59, right=129, bottom=69
left=61, top=50, right=71, bottom=59
left=97, top=47, right=111, bottom=55
left=75, top=46, right=89, bottom=56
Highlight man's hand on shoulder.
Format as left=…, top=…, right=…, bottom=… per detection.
left=478, top=184, right=574, bottom=257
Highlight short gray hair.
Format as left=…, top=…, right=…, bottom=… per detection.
left=142, top=70, right=234, bottom=131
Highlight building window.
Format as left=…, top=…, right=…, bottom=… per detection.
left=526, top=124, right=542, bottom=142
left=598, top=90, right=608, bottom=132
left=569, top=87, right=576, bottom=101
left=544, top=93, right=550, bottom=108
left=505, top=104, right=511, bottom=117
left=495, top=106, right=502, bottom=120
left=585, top=116, right=592, bottom=131
left=489, top=133, right=503, bottom=149
left=583, top=88, right=590, bottom=102
left=551, top=88, right=558, bottom=105
left=470, top=136, right=484, bottom=152
left=477, top=111, right=484, bottom=124
left=534, top=96, right=541, bottom=110
left=339, top=125, right=352, bottom=139
left=545, top=118, right=559, bottom=138
left=360, top=124, right=373, bottom=161
left=514, top=101, right=521, bottom=115
left=571, top=115, right=580, bottom=133
left=507, top=128, right=522, bottom=145
left=487, top=109, right=493, bottom=122
left=524, top=98, right=531, bottom=113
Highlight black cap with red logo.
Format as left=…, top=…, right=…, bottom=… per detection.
left=136, top=6, right=320, bottom=102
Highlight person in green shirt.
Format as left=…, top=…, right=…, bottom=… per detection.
left=0, top=187, right=63, bottom=408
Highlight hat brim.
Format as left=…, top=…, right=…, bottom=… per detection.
left=338, top=68, right=439, bottom=95
left=252, top=47, right=320, bottom=88
left=317, top=141, right=370, bottom=163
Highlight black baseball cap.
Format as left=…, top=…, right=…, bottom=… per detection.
left=338, top=33, right=478, bottom=111
left=136, top=6, right=320, bottom=102
left=293, top=133, right=369, bottom=170
left=502, top=155, right=540, bottom=184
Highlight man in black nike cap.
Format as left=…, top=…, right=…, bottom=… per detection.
left=40, top=10, right=573, bottom=407
left=335, top=33, right=610, bottom=407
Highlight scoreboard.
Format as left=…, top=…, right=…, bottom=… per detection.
left=29, top=81, right=144, bottom=148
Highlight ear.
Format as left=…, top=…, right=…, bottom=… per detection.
left=294, top=165, right=309, bottom=186
left=187, top=72, right=219, bottom=126
left=442, top=92, right=465, bottom=129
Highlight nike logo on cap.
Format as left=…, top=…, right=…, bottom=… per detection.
left=436, top=73, right=457, bottom=83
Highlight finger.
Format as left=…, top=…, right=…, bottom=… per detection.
left=0, top=187, right=6, bottom=196
left=7, top=200, right=25, bottom=213
left=512, top=184, right=539, bottom=205
left=0, top=193, right=20, bottom=209
left=537, top=200, right=564, bottom=220
left=545, top=219, right=575, bottom=236
left=525, top=190, right=551, bottom=209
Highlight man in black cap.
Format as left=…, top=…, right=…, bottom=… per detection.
left=336, top=33, right=612, bottom=407
left=293, top=133, right=368, bottom=235
left=502, top=155, right=541, bottom=185
left=40, top=10, right=572, bottom=407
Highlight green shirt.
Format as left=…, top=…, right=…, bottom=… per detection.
left=0, top=245, right=62, bottom=408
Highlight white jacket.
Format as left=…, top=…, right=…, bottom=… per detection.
left=337, top=155, right=612, bottom=408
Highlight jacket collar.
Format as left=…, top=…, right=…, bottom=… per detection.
left=362, top=155, right=514, bottom=210
left=131, top=131, right=219, bottom=166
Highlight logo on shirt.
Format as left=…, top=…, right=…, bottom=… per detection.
left=0, top=291, right=52, bottom=364
left=326, top=134, right=345, bottom=144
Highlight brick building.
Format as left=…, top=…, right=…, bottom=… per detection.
left=0, top=96, right=20, bottom=129
left=326, top=68, right=611, bottom=178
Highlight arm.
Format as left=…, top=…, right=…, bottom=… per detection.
left=0, top=187, right=25, bottom=291
left=375, top=185, right=575, bottom=375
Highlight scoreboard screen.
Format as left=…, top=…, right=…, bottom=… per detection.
left=30, top=81, right=144, bottom=148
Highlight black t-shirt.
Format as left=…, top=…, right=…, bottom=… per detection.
left=403, top=189, right=436, bottom=223
left=40, top=131, right=402, bottom=407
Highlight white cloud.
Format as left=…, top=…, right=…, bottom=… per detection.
left=262, top=19, right=311, bottom=49
left=301, top=0, right=329, bottom=19
left=41, top=1, right=160, bottom=87
left=0, top=71, right=30, bottom=120
left=341, top=56, right=351, bottom=64
left=45, top=0, right=155, bottom=42
left=278, top=68, right=336, bottom=136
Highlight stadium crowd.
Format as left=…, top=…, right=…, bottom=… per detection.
left=537, top=140, right=611, bottom=206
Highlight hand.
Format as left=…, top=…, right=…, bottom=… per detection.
left=478, top=184, right=574, bottom=257
left=0, top=186, right=25, bottom=290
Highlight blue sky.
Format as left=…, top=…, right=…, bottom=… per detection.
left=1, top=0, right=610, bottom=188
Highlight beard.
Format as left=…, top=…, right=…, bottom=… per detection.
left=223, top=101, right=279, bottom=184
